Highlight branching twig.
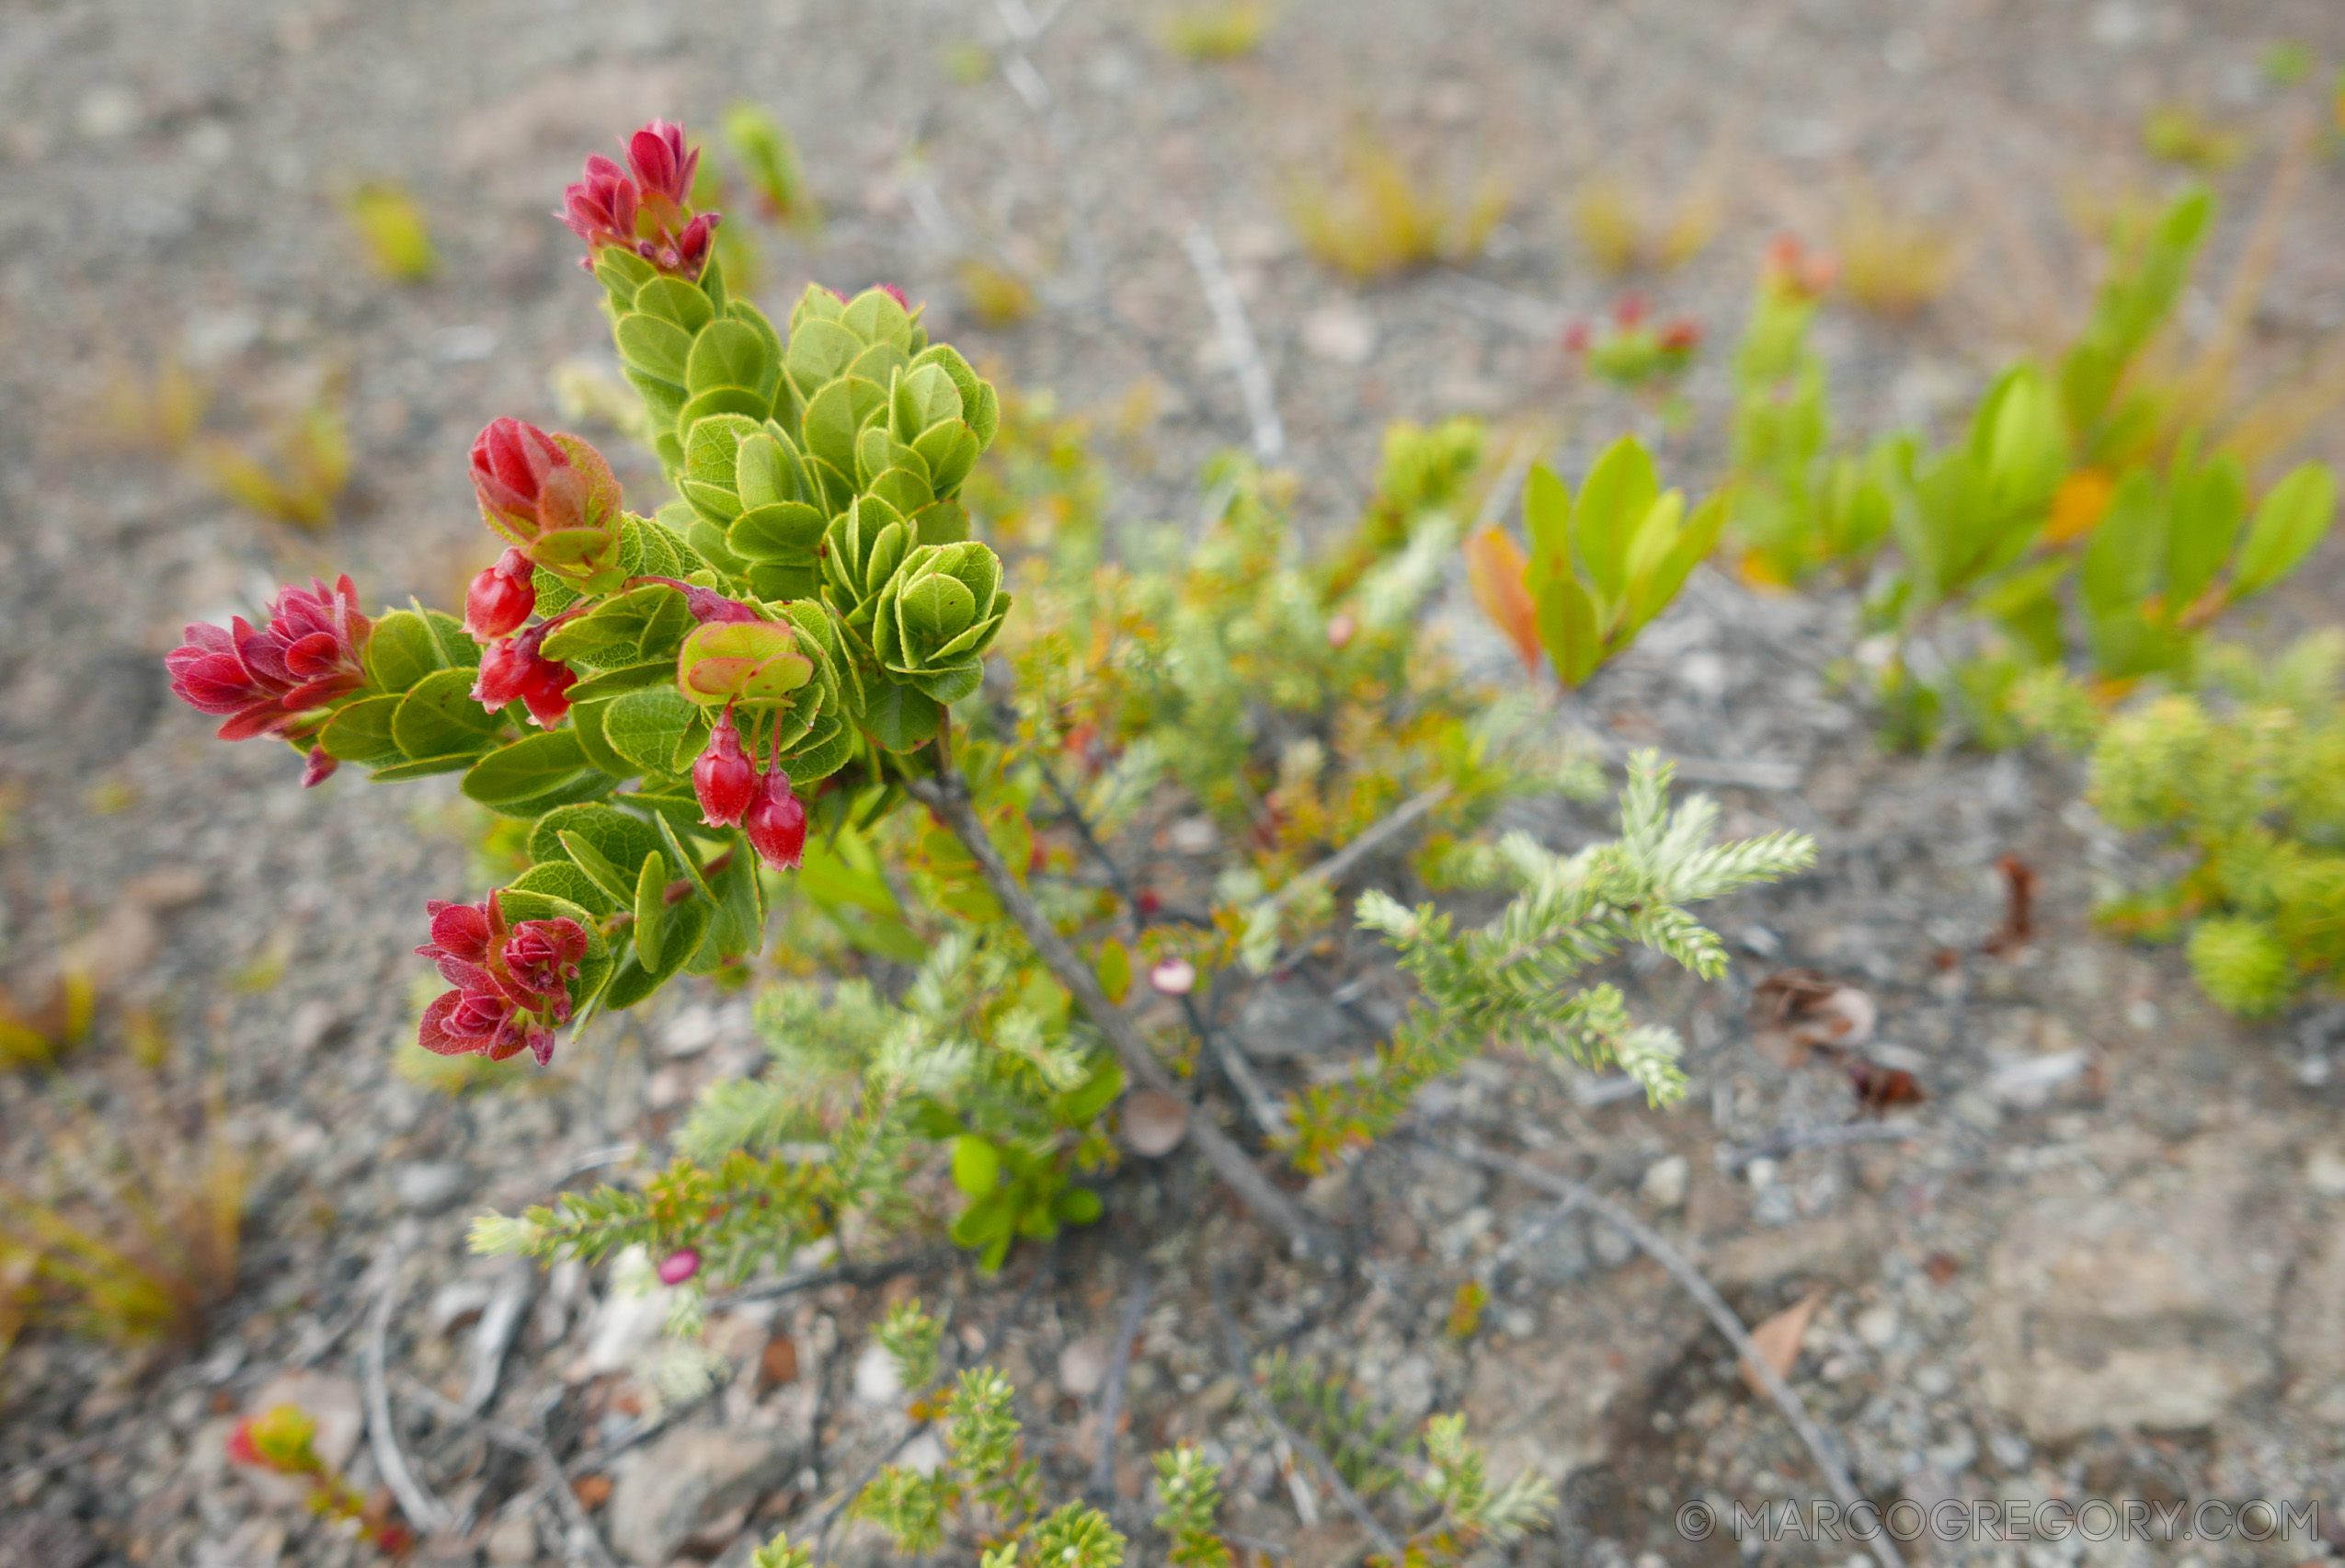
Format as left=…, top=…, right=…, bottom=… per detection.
left=461, top=1258, right=532, bottom=1415
left=1721, top=1121, right=1920, bottom=1173
left=398, top=1379, right=619, bottom=1568
left=1256, top=784, right=1452, bottom=921
left=907, top=766, right=1333, bottom=1261
left=1210, top=1271, right=1404, bottom=1563
left=1182, top=223, right=1287, bottom=464
left=363, top=1247, right=452, bottom=1539
left=1089, top=1269, right=1154, bottom=1500
left=708, top=1247, right=948, bottom=1309
left=1427, top=1134, right=1906, bottom=1568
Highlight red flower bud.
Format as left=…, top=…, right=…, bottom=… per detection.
left=1560, top=320, right=1591, bottom=355
left=1614, top=292, right=1650, bottom=326
left=225, top=1419, right=264, bottom=1469
left=463, top=548, right=538, bottom=640
left=657, top=1249, right=702, bottom=1286
left=667, top=212, right=719, bottom=279
left=416, top=891, right=587, bottom=1067
left=625, top=120, right=698, bottom=212
left=1326, top=612, right=1357, bottom=650
left=876, top=282, right=909, bottom=309
left=744, top=765, right=807, bottom=872
left=504, top=918, right=588, bottom=1019
left=166, top=576, right=372, bottom=743
left=1150, top=958, right=1197, bottom=997
left=473, top=630, right=576, bottom=728
left=1657, top=316, right=1702, bottom=352
left=468, top=420, right=623, bottom=589
left=557, top=154, right=639, bottom=255
left=302, top=746, right=339, bottom=788
left=692, top=704, right=759, bottom=828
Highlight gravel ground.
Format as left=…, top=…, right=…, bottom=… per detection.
left=5, top=1, right=2345, bottom=1565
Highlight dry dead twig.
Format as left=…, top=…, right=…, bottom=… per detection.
left=1429, top=1133, right=1909, bottom=1568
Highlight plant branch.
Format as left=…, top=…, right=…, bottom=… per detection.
left=907, top=766, right=1333, bottom=1261
left=397, top=1379, right=620, bottom=1568
left=1183, top=222, right=1287, bottom=464
left=1089, top=1268, right=1153, bottom=1501
left=1425, top=1132, right=1906, bottom=1568
left=363, top=1246, right=452, bottom=1539
left=1210, top=1270, right=1403, bottom=1564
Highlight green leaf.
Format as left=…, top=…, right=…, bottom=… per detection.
left=602, top=896, right=712, bottom=1011
left=1574, top=437, right=1659, bottom=606
left=1050, top=1186, right=1103, bottom=1225
left=1095, top=938, right=1133, bottom=1005
left=863, top=682, right=942, bottom=752
left=685, top=319, right=772, bottom=396
left=1534, top=574, right=1603, bottom=687
left=633, top=275, right=715, bottom=334
left=565, top=661, right=678, bottom=702
left=801, top=376, right=880, bottom=476
left=1050, top=1058, right=1124, bottom=1126
left=569, top=698, right=633, bottom=777
left=604, top=688, right=704, bottom=776
left=736, top=429, right=804, bottom=509
left=2080, top=470, right=2164, bottom=621
left=951, top=1135, right=1001, bottom=1197
left=704, top=836, right=766, bottom=959
left=532, top=803, right=663, bottom=880
left=391, top=669, right=500, bottom=761
left=2231, top=463, right=2336, bottom=598
left=654, top=814, right=717, bottom=902
left=319, top=693, right=404, bottom=765
left=367, top=753, right=482, bottom=780
left=614, top=313, right=692, bottom=386
left=784, top=317, right=861, bottom=393
left=363, top=610, right=445, bottom=694
left=1628, top=493, right=1725, bottom=635
left=616, top=788, right=710, bottom=832
left=633, top=850, right=669, bottom=971
left=462, top=729, right=612, bottom=813
left=728, top=501, right=829, bottom=563
left=677, top=385, right=772, bottom=434
left=1523, top=462, right=1572, bottom=588
left=557, top=829, right=638, bottom=908
left=2163, top=452, right=2246, bottom=612
left=508, top=859, right=616, bottom=918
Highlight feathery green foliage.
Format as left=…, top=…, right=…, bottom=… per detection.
left=2027, top=634, right=2345, bottom=1016
left=1153, top=1444, right=1235, bottom=1568
left=1289, top=752, right=1815, bottom=1170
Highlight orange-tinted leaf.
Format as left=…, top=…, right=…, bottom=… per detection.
left=2042, top=467, right=2114, bottom=546
left=1464, top=526, right=1541, bottom=675
left=1742, top=1288, right=1825, bottom=1395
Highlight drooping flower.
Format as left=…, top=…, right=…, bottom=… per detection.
left=415, top=890, right=589, bottom=1067
left=468, top=418, right=624, bottom=592
left=657, top=1249, right=702, bottom=1286
left=744, top=724, right=807, bottom=872
left=463, top=547, right=538, bottom=640
left=692, top=703, right=758, bottom=828
left=473, top=628, right=577, bottom=728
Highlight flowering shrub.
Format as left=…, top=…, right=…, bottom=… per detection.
left=172, top=119, right=1804, bottom=1282
left=166, top=120, right=1010, bottom=1072
left=226, top=1403, right=413, bottom=1553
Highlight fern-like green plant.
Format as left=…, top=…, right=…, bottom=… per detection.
left=1288, top=752, right=1814, bottom=1170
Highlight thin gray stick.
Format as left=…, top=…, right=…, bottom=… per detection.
left=1210, top=1272, right=1403, bottom=1563
left=1182, top=223, right=1287, bottom=464
left=1722, top=1121, right=1920, bottom=1173
left=398, top=1379, right=619, bottom=1568
left=709, top=1247, right=947, bottom=1309
left=1259, top=784, right=1452, bottom=917
left=363, top=1248, right=452, bottom=1539
left=461, top=1258, right=532, bottom=1415
left=907, top=767, right=1332, bottom=1261
left=1430, top=1135, right=1906, bottom=1568
left=1089, top=1270, right=1154, bottom=1499
left=1476, top=1185, right=1588, bottom=1291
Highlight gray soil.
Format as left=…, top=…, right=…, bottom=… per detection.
left=4, top=1, right=2344, bottom=1565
